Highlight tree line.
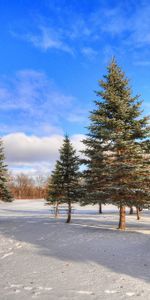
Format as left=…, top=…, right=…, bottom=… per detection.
left=0, top=59, right=150, bottom=230
left=8, top=174, right=48, bottom=199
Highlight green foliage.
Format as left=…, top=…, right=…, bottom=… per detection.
left=82, top=58, right=150, bottom=209
left=46, top=162, right=63, bottom=206
left=47, top=135, right=81, bottom=206
left=0, top=138, right=13, bottom=202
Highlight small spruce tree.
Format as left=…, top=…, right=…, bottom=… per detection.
left=59, top=135, right=81, bottom=223
left=46, top=162, right=63, bottom=218
left=47, top=135, right=81, bottom=223
left=0, top=138, right=13, bottom=202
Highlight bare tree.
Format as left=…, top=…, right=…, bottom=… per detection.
left=9, top=173, right=48, bottom=199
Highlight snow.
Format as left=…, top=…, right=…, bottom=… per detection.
left=77, top=291, right=94, bottom=295
left=0, top=199, right=150, bottom=299
left=1, top=252, right=14, bottom=259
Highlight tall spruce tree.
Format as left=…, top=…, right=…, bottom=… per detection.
left=82, top=58, right=150, bottom=230
left=0, top=138, right=13, bottom=202
left=47, top=135, right=80, bottom=223
left=133, top=140, right=150, bottom=216
left=81, top=140, right=108, bottom=212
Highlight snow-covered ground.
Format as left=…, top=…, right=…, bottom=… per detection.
left=0, top=200, right=150, bottom=300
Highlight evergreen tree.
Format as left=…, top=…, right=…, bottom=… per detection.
left=81, top=140, right=108, bottom=212
left=132, top=139, right=150, bottom=216
left=46, top=162, right=63, bottom=218
left=0, top=138, right=13, bottom=202
left=47, top=135, right=81, bottom=223
left=59, top=135, right=81, bottom=223
left=82, top=58, right=150, bottom=230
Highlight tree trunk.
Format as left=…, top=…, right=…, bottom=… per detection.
left=118, top=205, right=126, bottom=230
left=129, top=206, right=133, bottom=215
left=136, top=207, right=140, bottom=220
left=98, top=202, right=102, bottom=214
left=55, top=201, right=59, bottom=218
left=66, top=201, right=71, bottom=223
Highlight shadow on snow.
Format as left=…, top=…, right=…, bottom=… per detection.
left=0, top=209, right=150, bottom=284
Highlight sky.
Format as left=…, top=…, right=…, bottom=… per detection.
left=0, top=0, right=150, bottom=176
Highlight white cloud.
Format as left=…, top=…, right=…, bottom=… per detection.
left=129, top=6, right=150, bottom=47
left=3, top=132, right=85, bottom=175
left=71, top=134, right=85, bottom=154
left=10, top=1, right=150, bottom=65
left=23, top=26, right=74, bottom=55
left=0, top=69, right=78, bottom=134
left=3, top=132, right=63, bottom=163
left=134, top=60, right=150, bottom=66
left=0, top=70, right=74, bottom=112
left=81, top=47, right=97, bottom=59
left=100, top=7, right=128, bottom=36
left=67, top=108, right=88, bottom=124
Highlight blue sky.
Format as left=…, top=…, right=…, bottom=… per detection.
left=0, top=0, right=150, bottom=174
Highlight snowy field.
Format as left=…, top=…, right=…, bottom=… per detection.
left=0, top=200, right=150, bottom=300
